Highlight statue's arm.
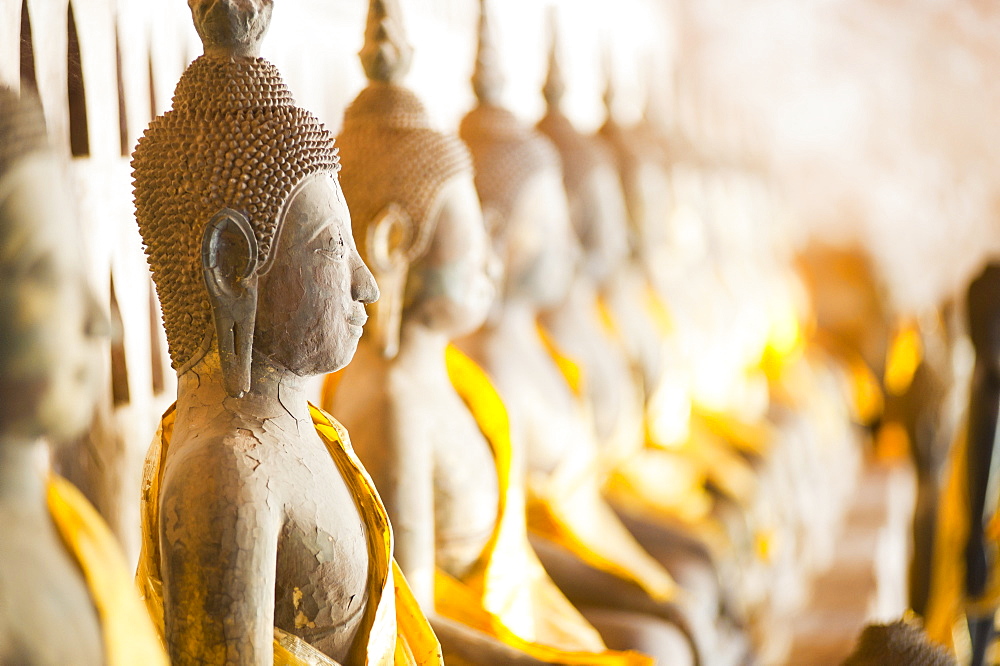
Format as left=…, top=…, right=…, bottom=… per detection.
left=159, top=440, right=279, bottom=666
left=376, top=407, right=549, bottom=664
left=368, top=403, right=436, bottom=608
left=965, top=265, right=1000, bottom=597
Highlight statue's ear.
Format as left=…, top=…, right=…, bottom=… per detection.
left=201, top=208, right=260, bottom=398
left=366, top=204, right=414, bottom=359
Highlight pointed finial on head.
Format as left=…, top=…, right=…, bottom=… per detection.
left=642, top=51, right=663, bottom=121
left=188, top=0, right=273, bottom=59
left=602, top=44, right=619, bottom=121
left=542, top=8, right=565, bottom=110
left=472, top=0, right=505, bottom=106
left=360, top=0, right=413, bottom=83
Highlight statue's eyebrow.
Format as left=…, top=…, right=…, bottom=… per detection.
left=304, top=216, right=339, bottom=244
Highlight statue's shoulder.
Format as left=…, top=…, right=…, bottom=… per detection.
left=161, top=422, right=278, bottom=508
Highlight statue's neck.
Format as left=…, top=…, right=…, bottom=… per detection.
left=599, top=261, right=632, bottom=299
left=394, top=321, right=451, bottom=380
left=558, top=278, right=596, bottom=313
left=383, top=321, right=451, bottom=399
left=485, top=300, right=550, bottom=352
left=175, top=350, right=313, bottom=434
left=0, top=438, right=50, bottom=512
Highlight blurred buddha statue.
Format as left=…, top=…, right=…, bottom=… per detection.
left=795, top=243, right=892, bottom=430
left=130, top=2, right=441, bottom=663
left=535, top=26, right=750, bottom=666
left=0, top=87, right=166, bottom=666
left=598, top=74, right=675, bottom=304
left=598, top=75, right=764, bottom=476
left=879, top=305, right=960, bottom=616
left=926, top=263, right=1000, bottom=666
left=457, top=3, right=700, bottom=663
left=324, top=2, right=647, bottom=664
left=535, top=20, right=646, bottom=467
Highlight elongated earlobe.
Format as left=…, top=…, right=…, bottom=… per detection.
left=481, top=208, right=508, bottom=327
left=201, top=208, right=259, bottom=397
left=367, top=204, right=414, bottom=359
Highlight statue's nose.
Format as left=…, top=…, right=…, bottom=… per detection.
left=352, top=262, right=380, bottom=304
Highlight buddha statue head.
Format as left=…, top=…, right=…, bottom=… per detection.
left=459, top=0, right=576, bottom=312
left=133, top=0, right=377, bottom=397
left=337, top=0, right=493, bottom=359
left=536, top=21, right=630, bottom=288
left=0, top=87, right=106, bottom=443
left=599, top=70, right=673, bottom=276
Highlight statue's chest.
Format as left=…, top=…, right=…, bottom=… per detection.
left=550, top=323, right=629, bottom=436
left=513, top=348, right=590, bottom=474
left=271, top=440, right=372, bottom=656
left=426, top=395, right=500, bottom=577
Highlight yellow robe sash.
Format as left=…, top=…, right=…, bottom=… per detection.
left=136, top=404, right=442, bottom=665
left=46, top=476, right=168, bottom=666
left=530, top=327, right=679, bottom=603
left=438, top=345, right=653, bottom=665
left=925, top=422, right=1000, bottom=659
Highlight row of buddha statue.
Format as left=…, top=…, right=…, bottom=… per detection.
left=0, top=0, right=896, bottom=664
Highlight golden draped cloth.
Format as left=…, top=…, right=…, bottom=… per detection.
left=46, top=476, right=168, bottom=666
left=136, top=405, right=442, bottom=665
left=438, top=345, right=653, bottom=665
left=532, top=326, right=680, bottom=603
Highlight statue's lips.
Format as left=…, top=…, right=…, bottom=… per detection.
left=348, top=311, right=368, bottom=337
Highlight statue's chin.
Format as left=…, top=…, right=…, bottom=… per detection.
left=35, top=362, right=102, bottom=443
left=40, top=400, right=95, bottom=444
left=299, top=338, right=361, bottom=378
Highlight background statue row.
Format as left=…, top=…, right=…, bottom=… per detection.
left=2, top=0, right=891, bottom=664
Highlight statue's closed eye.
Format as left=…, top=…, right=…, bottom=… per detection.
left=315, top=231, right=346, bottom=261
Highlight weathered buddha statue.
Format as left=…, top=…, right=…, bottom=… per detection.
left=456, top=3, right=702, bottom=663
left=0, top=87, right=166, bottom=665
left=535, top=29, right=751, bottom=666
left=130, top=2, right=441, bottom=664
left=323, top=2, right=647, bottom=665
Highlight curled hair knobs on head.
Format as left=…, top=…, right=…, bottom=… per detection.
left=132, top=0, right=340, bottom=370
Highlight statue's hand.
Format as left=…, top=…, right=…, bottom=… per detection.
left=965, top=534, right=990, bottom=598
